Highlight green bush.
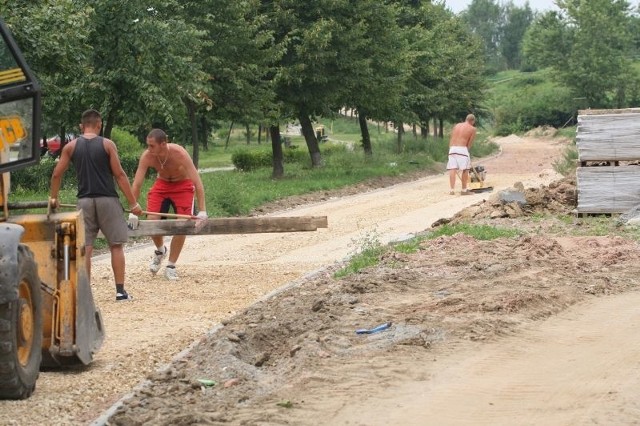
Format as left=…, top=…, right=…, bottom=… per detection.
left=10, top=157, right=65, bottom=192
left=231, top=146, right=310, bottom=171
left=231, top=149, right=269, bottom=171
left=10, top=152, right=141, bottom=193
left=319, top=142, right=348, bottom=156
left=112, top=127, right=144, bottom=156
left=120, top=154, right=142, bottom=177
left=488, top=70, right=576, bottom=134
left=283, top=146, right=309, bottom=164
left=553, top=141, right=579, bottom=176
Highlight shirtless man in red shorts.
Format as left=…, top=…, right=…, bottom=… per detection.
left=131, top=129, right=207, bottom=280
left=447, top=114, right=477, bottom=195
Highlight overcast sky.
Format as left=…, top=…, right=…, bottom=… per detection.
left=443, top=0, right=639, bottom=14
left=443, top=0, right=558, bottom=14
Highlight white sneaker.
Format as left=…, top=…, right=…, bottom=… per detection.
left=164, top=266, right=178, bottom=281
left=149, top=246, right=167, bottom=274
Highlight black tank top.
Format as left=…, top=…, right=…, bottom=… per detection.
left=72, top=136, right=119, bottom=198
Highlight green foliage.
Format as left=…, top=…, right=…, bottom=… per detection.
left=552, top=140, right=579, bottom=177
left=392, top=237, right=425, bottom=254
left=119, top=154, right=142, bottom=178
left=523, top=3, right=640, bottom=109
left=2, top=1, right=92, bottom=134
left=529, top=214, right=640, bottom=241
left=230, top=147, right=309, bottom=171
left=230, top=149, right=272, bottom=172
left=334, top=229, right=385, bottom=278
left=200, top=143, right=434, bottom=217
left=426, top=223, right=521, bottom=240
left=9, top=157, right=72, bottom=192
left=556, top=125, right=577, bottom=139
left=500, top=3, right=535, bottom=70
left=207, top=172, right=253, bottom=216
left=112, top=127, right=143, bottom=156
left=407, top=3, right=486, bottom=126
left=522, top=11, right=568, bottom=70
left=231, top=142, right=350, bottom=172
left=460, top=0, right=504, bottom=73
left=486, top=70, right=576, bottom=134
left=9, top=153, right=142, bottom=194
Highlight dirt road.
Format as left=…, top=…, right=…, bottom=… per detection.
left=9, top=132, right=633, bottom=426
left=322, top=291, right=640, bottom=425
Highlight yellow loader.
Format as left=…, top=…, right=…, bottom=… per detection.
left=0, top=18, right=104, bottom=399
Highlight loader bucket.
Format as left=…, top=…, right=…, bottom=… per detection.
left=10, top=211, right=104, bottom=368
left=43, top=270, right=104, bottom=367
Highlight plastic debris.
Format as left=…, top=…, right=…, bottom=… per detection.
left=355, top=321, right=392, bottom=335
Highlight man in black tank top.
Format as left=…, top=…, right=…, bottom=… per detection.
left=49, top=109, right=143, bottom=301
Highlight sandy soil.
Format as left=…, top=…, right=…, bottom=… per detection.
left=5, top=130, right=640, bottom=425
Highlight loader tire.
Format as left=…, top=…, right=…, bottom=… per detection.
left=0, top=245, right=43, bottom=399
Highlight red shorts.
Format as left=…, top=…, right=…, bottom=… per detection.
left=147, top=179, right=195, bottom=216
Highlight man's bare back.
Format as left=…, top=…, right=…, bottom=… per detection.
left=449, top=115, right=476, bottom=148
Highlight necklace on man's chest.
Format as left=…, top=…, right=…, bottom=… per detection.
left=158, top=145, right=170, bottom=169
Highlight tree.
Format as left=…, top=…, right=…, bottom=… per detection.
left=460, top=0, right=504, bottom=72
left=1, top=1, right=92, bottom=137
left=501, top=2, right=534, bottom=70
left=399, top=2, right=485, bottom=140
left=263, top=0, right=377, bottom=168
left=80, top=1, right=205, bottom=139
left=334, top=1, right=410, bottom=156
left=181, top=0, right=279, bottom=167
left=521, top=11, right=568, bottom=70
left=524, top=0, right=639, bottom=108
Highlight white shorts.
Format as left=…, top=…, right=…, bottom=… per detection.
left=446, top=146, right=470, bottom=170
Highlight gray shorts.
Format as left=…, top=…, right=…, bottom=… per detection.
left=77, top=197, right=128, bottom=246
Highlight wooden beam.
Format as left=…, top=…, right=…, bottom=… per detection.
left=128, top=216, right=328, bottom=237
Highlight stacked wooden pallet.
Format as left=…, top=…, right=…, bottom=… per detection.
left=576, top=108, right=640, bottom=214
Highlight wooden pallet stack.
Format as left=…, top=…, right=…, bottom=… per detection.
left=576, top=108, right=640, bottom=214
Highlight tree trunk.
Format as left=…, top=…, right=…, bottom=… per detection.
left=200, top=115, right=209, bottom=151
left=104, top=109, right=116, bottom=139
left=270, top=125, right=284, bottom=179
left=245, top=123, right=251, bottom=145
left=258, top=124, right=262, bottom=145
left=433, top=117, right=437, bottom=139
left=396, top=122, right=404, bottom=153
left=438, top=118, right=444, bottom=139
left=225, top=121, right=234, bottom=150
left=298, top=113, right=322, bottom=167
left=185, top=98, right=199, bottom=168
left=421, top=121, right=429, bottom=139
left=358, top=111, right=372, bottom=156
left=412, top=124, right=417, bottom=139
left=58, top=126, right=67, bottom=156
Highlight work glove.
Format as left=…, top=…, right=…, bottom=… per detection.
left=127, top=213, right=139, bottom=230
left=196, top=211, right=208, bottom=220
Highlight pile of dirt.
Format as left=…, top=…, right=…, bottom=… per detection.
left=434, top=176, right=577, bottom=227
left=525, top=126, right=559, bottom=138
